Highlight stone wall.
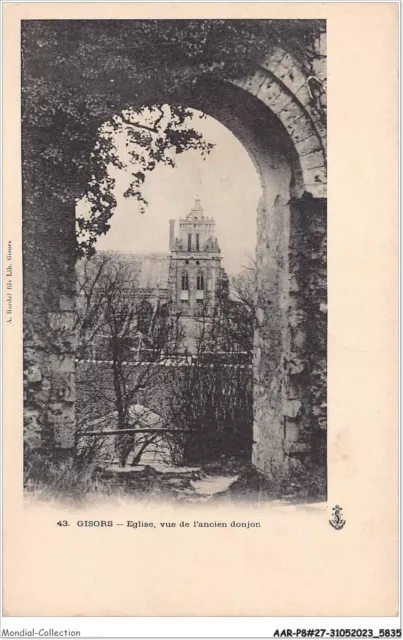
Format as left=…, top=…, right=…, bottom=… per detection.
left=252, top=191, right=327, bottom=494
left=23, top=195, right=77, bottom=454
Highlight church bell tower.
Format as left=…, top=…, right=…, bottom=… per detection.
left=168, top=197, right=228, bottom=351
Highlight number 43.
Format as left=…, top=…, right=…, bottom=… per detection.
left=57, top=520, right=69, bottom=527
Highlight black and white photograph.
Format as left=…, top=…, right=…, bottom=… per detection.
left=22, top=18, right=327, bottom=505
left=3, top=0, right=400, bottom=624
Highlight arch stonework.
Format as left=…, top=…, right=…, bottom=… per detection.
left=23, top=35, right=327, bottom=492
left=233, top=56, right=327, bottom=199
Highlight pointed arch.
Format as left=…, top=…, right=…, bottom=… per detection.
left=196, top=272, right=204, bottom=291
left=181, top=271, right=189, bottom=291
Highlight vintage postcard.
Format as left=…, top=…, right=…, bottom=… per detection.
left=2, top=1, right=399, bottom=624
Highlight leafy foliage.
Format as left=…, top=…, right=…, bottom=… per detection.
left=22, top=19, right=324, bottom=255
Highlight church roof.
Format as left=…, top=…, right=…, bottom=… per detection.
left=135, top=253, right=170, bottom=290
left=94, top=251, right=170, bottom=290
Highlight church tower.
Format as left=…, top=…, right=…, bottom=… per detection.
left=168, top=197, right=228, bottom=351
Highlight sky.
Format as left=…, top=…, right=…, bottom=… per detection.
left=77, top=108, right=262, bottom=276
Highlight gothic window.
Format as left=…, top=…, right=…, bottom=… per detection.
left=196, top=272, right=204, bottom=290
left=196, top=272, right=204, bottom=302
left=181, top=271, right=189, bottom=302
left=188, top=234, right=192, bottom=252
left=196, top=234, right=200, bottom=251
left=137, top=300, right=153, bottom=336
left=155, top=303, right=169, bottom=340
left=158, top=302, right=169, bottom=318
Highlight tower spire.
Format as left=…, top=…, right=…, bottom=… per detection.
left=190, top=196, right=203, bottom=217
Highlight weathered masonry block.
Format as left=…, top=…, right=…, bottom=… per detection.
left=252, top=192, right=327, bottom=494
left=23, top=195, right=77, bottom=453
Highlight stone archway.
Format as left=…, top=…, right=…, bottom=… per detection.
left=177, top=72, right=327, bottom=487
left=23, top=36, right=326, bottom=493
